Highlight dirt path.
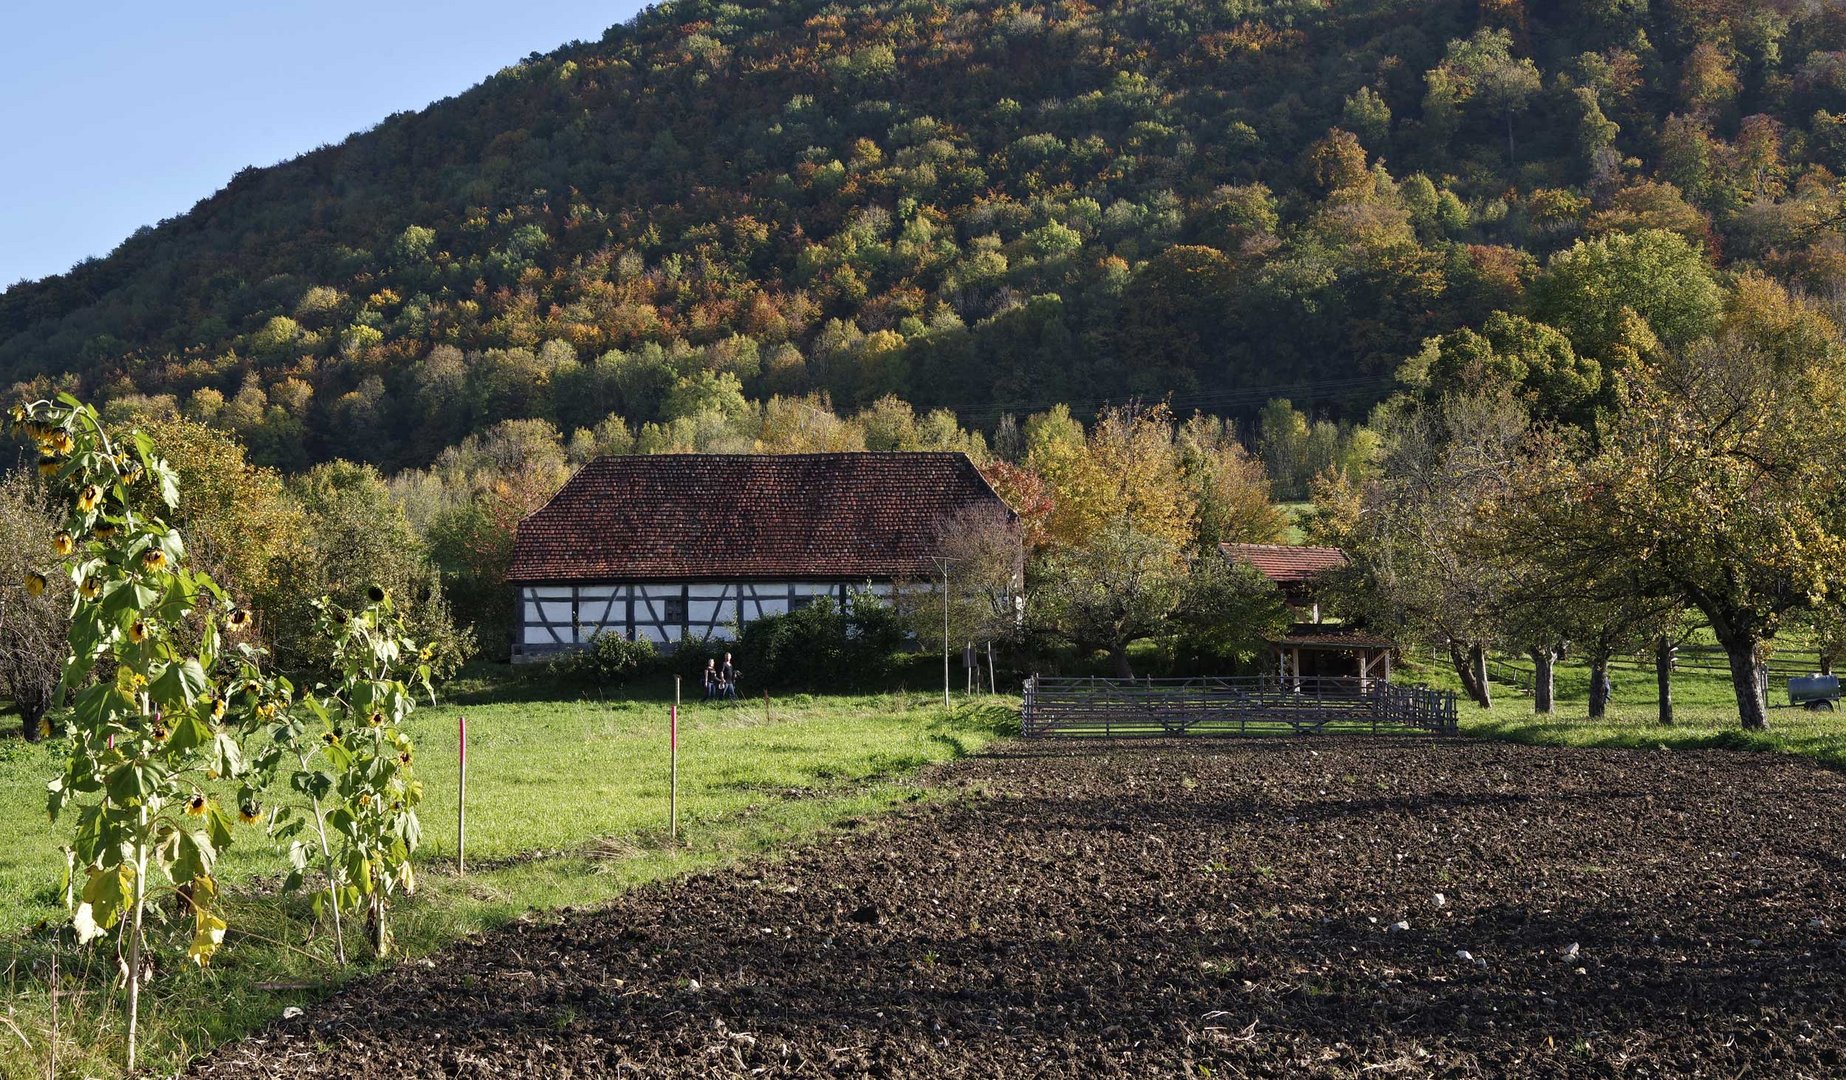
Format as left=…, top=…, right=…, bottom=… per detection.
left=192, top=738, right=1846, bottom=1078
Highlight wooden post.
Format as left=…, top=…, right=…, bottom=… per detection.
left=457, top=715, right=467, bottom=876
left=670, top=677, right=680, bottom=845
left=763, top=689, right=771, bottom=722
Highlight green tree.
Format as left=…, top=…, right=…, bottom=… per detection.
left=1035, top=519, right=1189, bottom=678
left=1496, top=328, right=1846, bottom=729
left=270, top=462, right=470, bottom=675
left=1533, top=228, right=1722, bottom=360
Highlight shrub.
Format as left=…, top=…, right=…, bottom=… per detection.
left=550, top=631, right=660, bottom=687
left=737, top=593, right=907, bottom=693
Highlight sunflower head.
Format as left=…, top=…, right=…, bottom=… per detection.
left=93, top=521, right=118, bottom=539
left=7, top=404, right=23, bottom=425
left=185, top=793, right=207, bottom=816
left=43, top=430, right=73, bottom=455
left=367, top=710, right=385, bottom=728
left=322, top=731, right=340, bottom=746
left=75, top=486, right=101, bottom=513
left=209, top=696, right=227, bottom=721
left=366, top=585, right=386, bottom=604
left=128, top=620, right=148, bottom=644
left=140, top=549, right=167, bottom=572
left=227, top=609, right=251, bottom=632
left=151, top=720, right=169, bottom=742
left=23, top=572, right=45, bottom=598
left=238, top=802, right=262, bottom=825
left=398, top=749, right=413, bottom=767
left=78, top=577, right=99, bottom=599
left=52, top=532, right=74, bottom=557
left=37, top=457, right=60, bottom=478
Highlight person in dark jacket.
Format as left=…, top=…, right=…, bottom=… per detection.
left=702, top=658, right=719, bottom=701
left=721, top=653, right=740, bottom=702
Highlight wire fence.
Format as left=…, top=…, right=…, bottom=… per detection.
left=1021, top=675, right=1458, bottom=738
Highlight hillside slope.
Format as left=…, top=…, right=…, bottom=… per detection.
left=4, top=0, right=1843, bottom=468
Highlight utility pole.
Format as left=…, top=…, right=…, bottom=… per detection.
left=938, top=557, right=951, bottom=709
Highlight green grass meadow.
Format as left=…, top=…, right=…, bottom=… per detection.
left=1400, top=646, right=1846, bottom=767
left=0, top=673, right=1015, bottom=1078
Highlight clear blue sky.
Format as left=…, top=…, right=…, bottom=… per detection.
left=0, top=2, right=647, bottom=288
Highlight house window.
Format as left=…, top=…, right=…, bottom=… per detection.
left=789, top=595, right=816, bottom=611
left=663, top=596, right=687, bottom=626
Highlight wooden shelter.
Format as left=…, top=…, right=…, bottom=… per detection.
left=1222, top=543, right=1397, bottom=692
left=506, top=452, right=1011, bottom=661
left=1271, top=624, right=1395, bottom=692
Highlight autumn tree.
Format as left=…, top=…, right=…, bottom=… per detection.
left=134, top=417, right=306, bottom=616
left=1026, top=403, right=1196, bottom=553
left=1495, top=317, right=1846, bottom=728
left=0, top=471, right=68, bottom=739
left=912, top=502, right=1024, bottom=688
left=1175, top=413, right=1290, bottom=547
left=1323, top=390, right=1530, bottom=707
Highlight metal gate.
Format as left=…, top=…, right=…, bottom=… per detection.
left=1020, top=675, right=1459, bottom=737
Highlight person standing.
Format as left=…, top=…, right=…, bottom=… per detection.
left=702, top=658, right=719, bottom=701
left=721, top=652, right=740, bottom=703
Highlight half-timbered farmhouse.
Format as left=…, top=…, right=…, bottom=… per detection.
left=507, top=452, right=1011, bottom=661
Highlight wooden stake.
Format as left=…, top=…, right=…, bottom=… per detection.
left=48, top=951, right=56, bottom=1080
left=456, top=715, right=467, bottom=876
left=763, top=689, right=771, bottom=723
left=670, top=677, right=680, bottom=846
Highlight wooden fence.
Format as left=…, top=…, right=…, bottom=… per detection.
left=1020, top=676, right=1459, bottom=738
left=1486, top=646, right=1823, bottom=693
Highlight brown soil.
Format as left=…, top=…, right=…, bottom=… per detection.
left=191, top=738, right=1846, bottom=1078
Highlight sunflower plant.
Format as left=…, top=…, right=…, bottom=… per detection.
left=10, top=395, right=285, bottom=1071
left=263, top=590, right=430, bottom=961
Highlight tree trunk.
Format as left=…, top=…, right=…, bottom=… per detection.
left=1655, top=636, right=1675, bottom=727
left=1588, top=656, right=1610, bottom=719
left=20, top=708, right=43, bottom=742
left=1722, top=635, right=1769, bottom=731
left=1449, top=641, right=1486, bottom=706
left=1110, top=643, right=1134, bottom=679
left=1470, top=643, right=1493, bottom=709
left=1529, top=647, right=1556, bottom=715
left=1822, top=653, right=1835, bottom=677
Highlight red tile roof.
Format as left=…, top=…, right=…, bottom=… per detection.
left=509, top=453, right=1011, bottom=583
left=1220, top=543, right=1349, bottom=585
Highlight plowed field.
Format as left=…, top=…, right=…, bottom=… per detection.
left=192, top=739, right=1846, bottom=1078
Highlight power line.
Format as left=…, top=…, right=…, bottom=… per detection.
left=935, top=373, right=1403, bottom=423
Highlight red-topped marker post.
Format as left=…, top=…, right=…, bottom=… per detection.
left=457, top=714, right=468, bottom=875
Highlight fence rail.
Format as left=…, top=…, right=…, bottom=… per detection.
left=1484, top=647, right=1824, bottom=695
left=1020, top=675, right=1458, bottom=738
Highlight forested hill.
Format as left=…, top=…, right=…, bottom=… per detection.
left=6, top=0, right=1845, bottom=470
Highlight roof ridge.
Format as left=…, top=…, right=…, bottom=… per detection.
left=587, top=450, right=974, bottom=462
